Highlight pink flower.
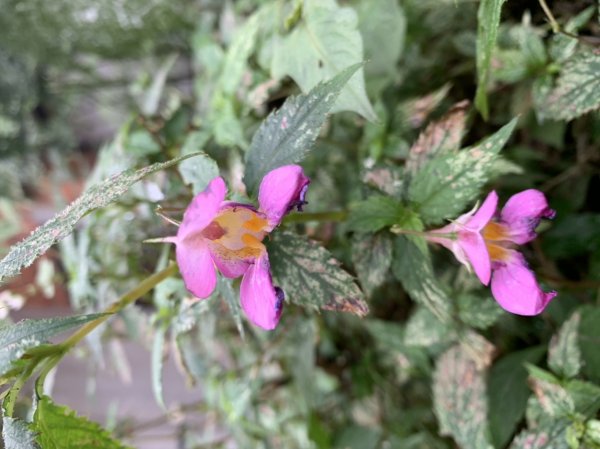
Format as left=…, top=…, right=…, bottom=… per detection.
left=426, top=190, right=556, bottom=316
left=165, top=165, right=309, bottom=330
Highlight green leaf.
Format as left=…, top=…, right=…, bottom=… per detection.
left=271, top=0, right=376, bottom=121
left=578, top=305, right=600, bottom=383
left=151, top=324, right=167, bottom=410
left=508, top=417, right=570, bottom=449
left=475, top=0, right=507, bottom=119
left=0, top=314, right=103, bottom=378
left=392, top=236, right=452, bottom=323
left=527, top=366, right=575, bottom=418
left=347, top=195, right=407, bottom=233
left=2, top=417, right=39, bottom=449
left=408, top=118, right=517, bottom=224
left=141, top=53, right=177, bottom=116
left=548, top=311, right=581, bottom=379
left=543, top=214, right=600, bottom=259
left=433, top=344, right=494, bottom=449
left=0, top=153, right=201, bottom=282
left=351, top=232, right=393, bottom=296
left=488, top=347, right=546, bottom=448
left=33, top=396, right=131, bottom=449
left=178, top=131, right=218, bottom=194
left=217, top=277, right=245, bottom=338
left=457, top=293, right=504, bottom=330
left=404, top=306, right=455, bottom=347
left=539, top=50, right=600, bottom=121
left=244, top=63, right=360, bottom=194
left=267, top=231, right=368, bottom=317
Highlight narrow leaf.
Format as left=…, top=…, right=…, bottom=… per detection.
left=267, top=231, right=368, bottom=317
left=271, top=0, right=376, bottom=120
left=244, top=64, right=360, bottom=194
left=548, top=311, right=581, bottom=379
left=0, top=314, right=104, bottom=378
left=151, top=325, right=167, bottom=410
left=34, top=396, right=132, bottom=449
left=433, top=344, right=494, bottom=449
left=2, top=417, right=39, bottom=449
left=475, top=0, right=507, bottom=119
left=0, top=154, right=201, bottom=282
left=408, top=117, right=517, bottom=224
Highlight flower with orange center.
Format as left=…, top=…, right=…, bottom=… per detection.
left=162, top=165, right=309, bottom=330
left=426, top=190, right=556, bottom=316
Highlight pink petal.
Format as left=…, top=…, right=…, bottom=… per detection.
left=240, top=253, right=284, bottom=330
left=500, top=189, right=556, bottom=244
left=490, top=251, right=556, bottom=316
left=177, top=177, right=227, bottom=240
left=466, top=191, right=498, bottom=231
left=206, top=241, right=251, bottom=279
left=175, top=240, right=217, bottom=299
left=458, top=230, right=491, bottom=285
left=258, top=165, right=310, bottom=228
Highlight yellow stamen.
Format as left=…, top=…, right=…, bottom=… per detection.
left=486, top=243, right=510, bottom=262
left=482, top=222, right=509, bottom=242
left=243, top=216, right=268, bottom=233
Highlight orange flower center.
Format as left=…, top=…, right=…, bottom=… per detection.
left=481, top=221, right=512, bottom=262
left=201, top=206, right=269, bottom=260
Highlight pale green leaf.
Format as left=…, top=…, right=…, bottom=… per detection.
left=548, top=311, right=581, bottom=379
left=34, top=396, right=132, bottom=449
left=141, top=53, right=177, bottom=116
left=475, top=0, right=507, bottom=119
left=433, top=344, right=494, bottom=449
left=0, top=153, right=200, bottom=282
left=178, top=131, right=218, bottom=194
left=539, top=50, right=600, bottom=121
left=408, top=117, right=517, bottom=224
left=404, top=306, right=455, bottom=347
left=351, top=233, right=393, bottom=296
left=488, top=347, right=546, bottom=448
left=271, top=0, right=376, bottom=120
left=217, top=276, right=245, bottom=338
left=347, top=195, right=407, bottom=233
left=578, top=305, right=600, bottom=383
left=508, top=417, right=570, bottom=449
left=392, top=236, right=452, bottom=323
left=527, top=366, right=575, bottom=418
left=0, top=314, right=103, bottom=378
left=267, top=231, right=368, bottom=317
left=244, top=64, right=360, bottom=194
left=2, top=417, right=39, bottom=449
left=151, top=324, right=167, bottom=410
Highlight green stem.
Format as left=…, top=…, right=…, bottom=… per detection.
left=4, top=361, right=36, bottom=417
left=538, top=0, right=560, bottom=33
left=61, top=263, right=178, bottom=351
left=283, top=210, right=347, bottom=224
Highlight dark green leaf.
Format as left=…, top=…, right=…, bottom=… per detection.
left=408, top=118, right=517, bottom=224
left=34, top=396, right=132, bottom=449
left=475, top=0, right=507, bottom=119
left=393, top=236, right=452, bottom=323
left=271, top=0, right=376, bottom=120
left=433, top=344, right=494, bottom=449
left=543, top=214, right=600, bottom=259
left=347, top=195, right=407, bottom=233
left=457, top=293, right=504, bottom=330
left=267, top=231, right=368, bottom=317
left=404, top=306, right=455, bottom=347
left=548, top=311, right=581, bottom=379
left=488, top=347, right=545, bottom=448
left=0, top=314, right=104, bottom=378
left=2, top=417, right=39, bottom=449
left=0, top=153, right=201, bottom=282
left=578, top=305, right=600, bottom=383
left=351, top=233, right=393, bottom=296
left=244, top=64, right=360, bottom=194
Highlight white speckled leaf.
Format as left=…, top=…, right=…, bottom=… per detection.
left=351, top=233, right=393, bottom=296
left=271, top=0, right=376, bottom=121
left=539, top=50, right=600, bottom=121
left=433, top=344, right=494, bottom=449
left=244, top=64, right=360, bottom=194
left=408, top=118, right=517, bottom=224
left=548, top=311, right=581, bottom=379
left=0, top=153, right=201, bottom=282
left=0, top=314, right=103, bottom=378
left=267, top=231, right=368, bottom=317
left=2, top=417, right=39, bottom=449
